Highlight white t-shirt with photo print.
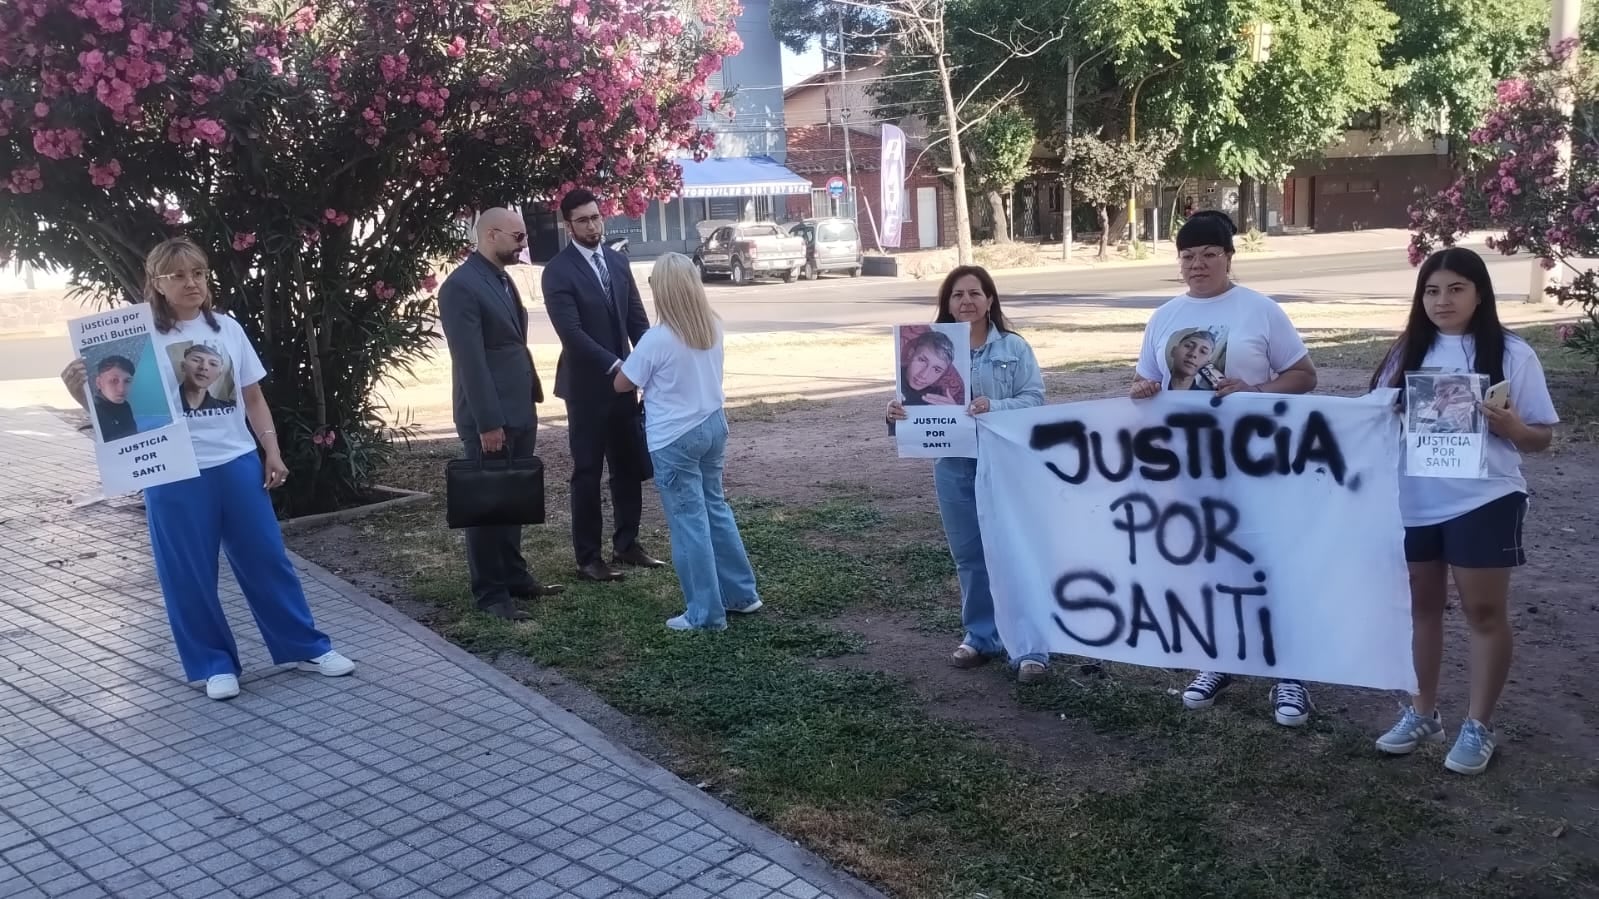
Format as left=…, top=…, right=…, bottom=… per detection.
left=1388, top=333, right=1559, bottom=527
left=153, top=312, right=267, bottom=469
left=1135, top=284, right=1309, bottom=392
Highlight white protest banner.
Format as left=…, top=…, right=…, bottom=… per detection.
left=1404, top=372, right=1488, bottom=478
left=975, top=390, right=1417, bottom=692
left=68, top=305, right=199, bottom=495
left=894, top=323, right=976, bottom=458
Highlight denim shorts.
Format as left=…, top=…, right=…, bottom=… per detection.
left=1404, top=492, right=1528, bottom=569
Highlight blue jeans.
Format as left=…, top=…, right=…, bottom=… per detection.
left=934, top=458, right=1046, bottom=668
left=651, top=412, right=760, bottom=629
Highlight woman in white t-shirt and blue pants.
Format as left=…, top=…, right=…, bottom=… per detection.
left=1371, top=247, right=1557, bottom=775
left=614, top=254, right=761, bottom=631
left=1129, top=211, right=1322, bottom=726
left=62, top=239, right=354, bottom=700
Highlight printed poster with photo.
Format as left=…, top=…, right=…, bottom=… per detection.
left=68, top=305, right=199, bottom=495
left=894, top=323, right=977, bottom=458
left=1403, top=372, right=1489, bottom=478
left=1163, top=325, right=1229, bottom=391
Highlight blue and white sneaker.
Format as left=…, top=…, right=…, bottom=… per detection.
left=1269, top=680, right=1313, bottom=727
left=1444, top=719, right=1497, bottom=775
left=1375, top=704, right=1446, bottom=755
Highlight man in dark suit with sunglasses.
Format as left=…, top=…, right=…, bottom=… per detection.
left=438, top=207, right=564, bottom=620
left=542, top=188, right=664, bottom=582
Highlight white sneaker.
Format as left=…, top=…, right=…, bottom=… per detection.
left=297, top=650, right=355, bottom=677
left=726, top=599, right=763, bottom=614
left=205, top=674, right=240, bottom=700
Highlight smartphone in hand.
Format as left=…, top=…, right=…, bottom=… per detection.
left=1484, top=380, right=1511, bottom=410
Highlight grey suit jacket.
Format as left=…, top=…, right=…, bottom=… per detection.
left=541, top=242, right=649, bottom=405
left=437, top=252, right=543, bottom=435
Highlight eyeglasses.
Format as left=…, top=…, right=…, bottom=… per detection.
left=570, top=214, right=604, bottom=227
left=1178, top=250, right=1227, bottom=265
left=157, top=269, right=209, bottom=284
left=491, top=228, right=527, bottom=243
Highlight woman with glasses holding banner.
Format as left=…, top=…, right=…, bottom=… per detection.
left=886, top=265, right=1048, bottom=683
left=1129, top=210, right=1321, bottom=726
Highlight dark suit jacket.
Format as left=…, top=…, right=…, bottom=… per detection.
left=541, top=242, right=649, bottom=406
left=438, top=252, right=544, bottom=435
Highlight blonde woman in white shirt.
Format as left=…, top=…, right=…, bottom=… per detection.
left=614, top=253, right=762, bottom=631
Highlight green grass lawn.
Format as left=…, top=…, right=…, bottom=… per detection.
left=300, top=449, right=1597, bottom=898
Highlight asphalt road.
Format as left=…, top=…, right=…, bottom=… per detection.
left=0, top=247, right=1536, bottom=382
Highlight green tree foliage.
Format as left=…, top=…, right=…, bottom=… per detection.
left=965, top=106, right=1037, bottom=242
left=1382, top=0, right=1546, bottom=141
left=1068, top=132, right=1175, bottom=258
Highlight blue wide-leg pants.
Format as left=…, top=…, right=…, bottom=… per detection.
left=144, top=451, right=332, bottom=682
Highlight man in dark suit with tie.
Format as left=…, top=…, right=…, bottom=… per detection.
left=438, top=207, right=564, bottom=620
left=543, top=189, right=665, bottom=581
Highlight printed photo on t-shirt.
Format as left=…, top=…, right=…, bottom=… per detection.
left=1163, top=326, right=1229, bottom=391
left=166, top=340, right=239, bottom=416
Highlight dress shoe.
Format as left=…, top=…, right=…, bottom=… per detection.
left=612, top=546, right=665, bottom=569
left=577, top=560, right=625, bottom=582
left=481, top=600, right=531, bottom=621
left=511, top=582, right=565, bottom=599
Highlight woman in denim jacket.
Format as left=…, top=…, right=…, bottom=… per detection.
left=887, top=265, right=1048, bottom=683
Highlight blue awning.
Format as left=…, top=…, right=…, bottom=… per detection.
left=677, top=155, right=812, bottom=198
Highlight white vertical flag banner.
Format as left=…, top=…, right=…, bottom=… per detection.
left=894, top=323, right=976, bottom=458
left=975, top=390, right=1417, bottom=692
left=880, top=124, right=906, bottom=248
left=68, top=305, right=200, bottom=495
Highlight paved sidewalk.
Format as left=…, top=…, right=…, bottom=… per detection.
left=0, top=407, right=883, bottom=899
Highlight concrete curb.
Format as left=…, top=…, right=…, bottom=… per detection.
left=291, top=553, right=892, bottom=899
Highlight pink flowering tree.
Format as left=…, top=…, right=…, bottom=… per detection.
left=1408, top=41, right=1599, bottom=372
left=0, top=0, right=740, bottom=514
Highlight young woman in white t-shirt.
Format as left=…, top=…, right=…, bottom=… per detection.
left=614, top=253, right=761, bottom=632
left=1129, top=210, right=1322, bottom=727
left=1370, top=247, right=1558, bottom=775
left=61, top=238, right=354, bottom=700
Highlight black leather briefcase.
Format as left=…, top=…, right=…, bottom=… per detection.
left=444, top=456, right=546, bottom=529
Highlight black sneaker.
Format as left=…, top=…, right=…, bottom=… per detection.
left=1270, top=680, right=1313, bottom=727
left=1182, top=671, right=1232, bottom=709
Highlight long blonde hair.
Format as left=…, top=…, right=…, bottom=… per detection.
left=648, top=252, right=719, bottom=350
left=144, top=237, right=220, bottom=334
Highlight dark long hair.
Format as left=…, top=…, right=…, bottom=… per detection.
left=935, top=265, right=1014, bottom=333
left=1371, top=247, right=1508, bottom=390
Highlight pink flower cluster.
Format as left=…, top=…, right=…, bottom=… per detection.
left=370, top=281, right=397, bottom=300
left=323, top=209, right=350, bottom=226
left=231, top=232, right=256, bottom=250
left=32, top=127, right=84, bottom=159
left=312, top=427, right=338, bottom=449
left=167, top=116, right=226, bottom=146
left=3, top=165, right=44, bottom=194
left=88, top=158, right=121, bottom=187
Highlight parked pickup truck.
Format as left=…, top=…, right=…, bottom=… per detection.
left=692, top=219, right=808, bottom=284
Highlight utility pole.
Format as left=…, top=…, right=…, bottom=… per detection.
left=1528, top=0, right=1581, bottom=303
left=1060, top=53, right=1078, bottom=261
left=837, top=6, right=855, bottom=222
